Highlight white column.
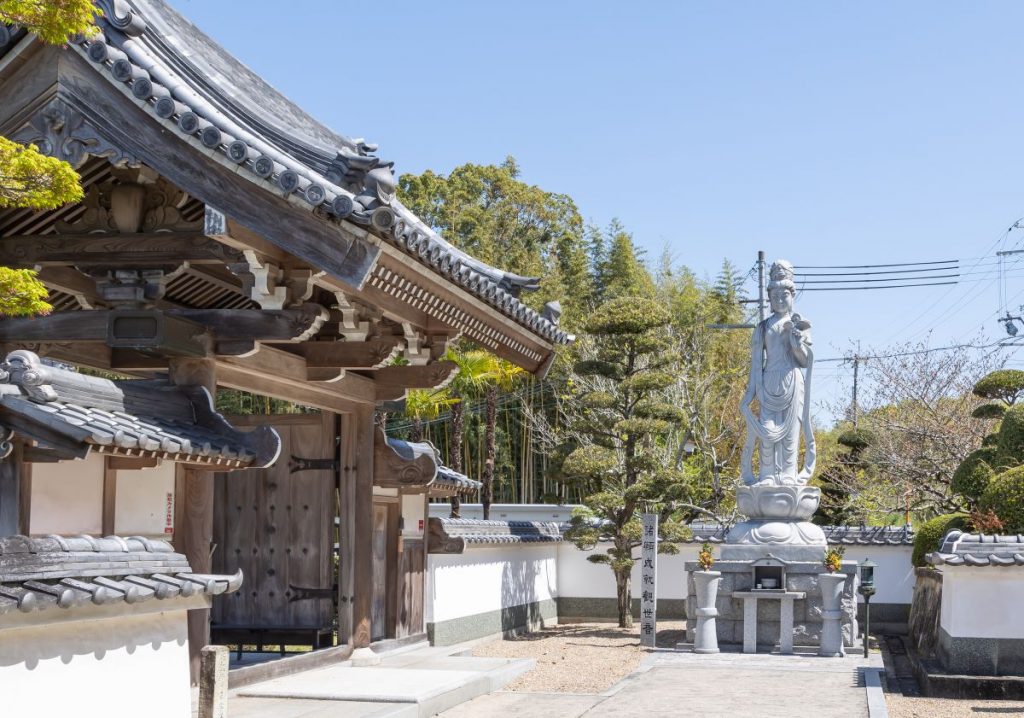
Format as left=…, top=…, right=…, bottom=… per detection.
left=742, top=597, right=758, bottom=653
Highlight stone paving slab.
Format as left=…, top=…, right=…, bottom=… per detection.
left=228, top=697, right=416, bottom=718
left=437, top=650, right=882, bottom=718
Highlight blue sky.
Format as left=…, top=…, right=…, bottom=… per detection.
left=174, top=1, right=1024, bottom=420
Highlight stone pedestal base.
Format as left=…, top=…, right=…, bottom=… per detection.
left=684, top=557, right=860, bottom=651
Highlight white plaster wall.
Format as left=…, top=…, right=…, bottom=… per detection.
left=940, top=567, right=1024, bottom=639
left=0, top=609, right=191, bottom=717
left=840, top=546, right=914, bottom=605
left=429, top=503, right=577, bottom=524
left=557, top=541, right=694, bottom=600
left=115, top=461, right=176, bottom=537
left=426, top=544, right=558, bottom=624
left=30, top=451, right=105, bottom=535
left=402, top=493, right=425, bottom=537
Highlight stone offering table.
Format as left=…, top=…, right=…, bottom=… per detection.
left=732, top=590, right=805, bottom=654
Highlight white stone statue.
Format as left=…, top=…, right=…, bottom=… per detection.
left=739, top=259, right=816, bottom=486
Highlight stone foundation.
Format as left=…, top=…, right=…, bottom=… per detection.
left=685, top=559, right=860, bottom=648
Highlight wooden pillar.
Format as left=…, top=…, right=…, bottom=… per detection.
left=351, top=403, right=375, bottom=649
left=337, top=412, right=354, bottom=645
left=0, top=441, right=22, bottom=536
left=170, top=357, right=216, bottom=684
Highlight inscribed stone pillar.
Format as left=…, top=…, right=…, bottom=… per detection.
left=169, top=357, right=216, bottom=683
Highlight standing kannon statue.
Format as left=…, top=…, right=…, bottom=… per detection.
left=740, top=260, right=816, bottom=486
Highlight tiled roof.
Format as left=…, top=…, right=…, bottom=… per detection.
left=427, top=518, right=562, bottom=553
left=433, top=466, right=482, bottom=496
left=0, top=534, right=242, bottom=616
left=0, top=350, right=280, bottom=468
left=562, top=521, right=915, bottom=546
left=61, top=0, right=569, bottom=347
left=927, top=531, right=1024, bottom=567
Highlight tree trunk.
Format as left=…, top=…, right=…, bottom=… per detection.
left=615, top=568, right=633, bottom=629
left=410, top=417, right=423, bottom=443
left=482, top=386, right=497, bottom=520
left=449, top=399, right=464, bottom=519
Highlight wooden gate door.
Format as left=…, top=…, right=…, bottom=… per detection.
left=396, top=537, right=425, bottom=638
left=370, top=502, right=390, bottom=641
left=212, top=412, right=337, bottom=649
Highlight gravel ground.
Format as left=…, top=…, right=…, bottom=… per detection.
left=470, top=621, right=687, bottom=694
left=885, top=693, right=1024, bottom=718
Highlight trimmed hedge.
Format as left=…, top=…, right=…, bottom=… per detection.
left=980, top=465, right=1024, bottom=534
left=912, top=513, right=969, bottom=567
left=951, top=447, right=997, bottom=503
left=996, top=404, right=1024, bottom=470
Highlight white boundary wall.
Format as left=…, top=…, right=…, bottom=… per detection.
left=426, top=536, right=914, bottom=643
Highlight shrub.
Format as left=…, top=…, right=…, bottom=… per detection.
left=972, top=403, right=1007, bottom=420
left=980, top=465, right=1024, bottom=534
left=912, top=513, right=969, bottom=567
left=950, top=447, right=997, bottom=503
left=995, top=404, right=1024, bottom=470
left=973, top=369, right=1024, bottom=405
left=837, top=428, right=873, bottom=450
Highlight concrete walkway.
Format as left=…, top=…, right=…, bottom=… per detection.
left=226, top=643, right=534, bottom=718
left=440, top=649, right=885, bottom=718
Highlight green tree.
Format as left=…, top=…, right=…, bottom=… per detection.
left=403, top=388, right=455, bottom=443
left=481, top=358, right=524, bottom=519
left=558, top=295, right=689, bottom=628
left=1, top=0, right=99, bottom=316
left=444, top=347, right=497, bottom=517
left=399, top=157, right=591, bottom=330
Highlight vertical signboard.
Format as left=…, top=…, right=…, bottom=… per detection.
left=640, top=513, right=658, bottom=647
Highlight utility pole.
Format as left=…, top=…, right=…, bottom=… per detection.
left=849, top=344, right=863, bottom=428
left=707, top=250, right=766, bottom=331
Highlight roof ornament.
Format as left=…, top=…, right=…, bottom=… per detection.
left=2, top=350, right=57, bottom=402
left=95, top=0, right=147, bottom=37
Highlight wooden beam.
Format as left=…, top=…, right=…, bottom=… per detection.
left=0, top=307, right=327, bottom=345
left=219, top=344, right=376, bottom=403
left=370, top=361, right=458, bottom=401
left=298, top=337, right=403, bottom=369
left=102, top=456, right=117, bottom=536
left=0, top=442, right=21, bottom=536
left=0, top=232, right=245, bottom=267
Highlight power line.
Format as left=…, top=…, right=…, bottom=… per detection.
left=794, top=260, right=958, bottom=269
left=799, top=280, right=958, bottom=292
left=795, top=266, right=961, bottom=277
left=797, top=273, right=959, bottom=284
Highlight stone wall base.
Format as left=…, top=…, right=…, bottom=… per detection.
left=427, top=598, right=557, bottom=645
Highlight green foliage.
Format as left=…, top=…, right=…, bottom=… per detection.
left=0, top=0, right=99, bottom=44
left=972, top=403, right=1007, bottom=420
left=973, top=369, right=1024, bottom=406
left=561, top=445, right=617, bottom=480
left=912, top=513, right=969, bottom=567
left=398, top=157, right=590, bottom=329
left=0, top=267, right=50, bottom=316
left=580, top=391, right=616, bottom=409
left=950, top=447, right=997, bottom=503
left=980, top=466, right=1024, bottom=533
left=837, top=428, right=873, bottom=451
left=584, top=296, right=669, bottom=335
left=634, top=400, right=685, bottom=422
left=995, top=404, right=1024, bottom=470
left=982, top=433, right=1000, bottom=447
left=0, top=136, right=83, bottom=210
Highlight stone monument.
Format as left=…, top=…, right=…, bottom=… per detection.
left=685, top=259, right=858, bottom=652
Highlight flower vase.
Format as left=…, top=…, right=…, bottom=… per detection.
left=693, top=570, right=722, bottom=654
left=818, top=572, right=846, bottom=657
